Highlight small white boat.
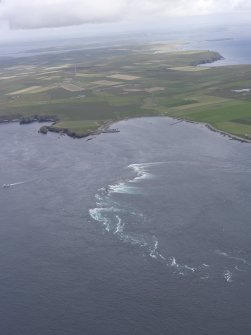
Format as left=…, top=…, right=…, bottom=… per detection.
left=3, top=184, right=11, bottom=189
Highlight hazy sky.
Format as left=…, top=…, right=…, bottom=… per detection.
left=0, top=0, right=250, bottom=42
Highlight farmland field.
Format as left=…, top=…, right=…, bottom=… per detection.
left=0, top=42, right=251, bottom=139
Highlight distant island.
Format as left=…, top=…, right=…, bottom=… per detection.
left=206, top=38, right=234, bottom=42
left=0, top=42, right=251, bottom=141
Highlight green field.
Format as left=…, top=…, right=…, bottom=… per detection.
left=0, top=42, right=251, bottom=139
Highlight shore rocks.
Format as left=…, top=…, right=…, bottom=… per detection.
left=39, top=126, right=48, bottom=134
left=20, top=115, right=58, bottom=125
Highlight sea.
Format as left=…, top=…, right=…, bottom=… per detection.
left=190, top=36, right=251, bottom=66
left=0, top=37, right=251, bottom=334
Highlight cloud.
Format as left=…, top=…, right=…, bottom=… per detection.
left=0, top=0, right=127, bottom=29
left=0, top=0, right=250, bottom=29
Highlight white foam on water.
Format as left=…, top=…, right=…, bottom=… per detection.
left=170, top=257, right=178, bottom=268
left=90, top=194, right=201, bottom=278
left=149, top=239, right=166, bottom=261
left=90, top=190, right=149, bottom=248
left=149, top=240, right=159, bottom=259
left=89, top=166, right=214, bottom=281
left=130, top=210, right=145, bottom=219
left=167, top=256, right=197, bottom=274
left=224, top=270, right=233, bottom=283
left=90, top=186, right=232, bottom=282
left=108, top=182, right=139, bottom=194
left=231, top=256, right=251, bottom=266
left=114, top=215, right=124, bottom=235
left=89, top=207, right=110, bottom=231
left=102, top=161, right=159, bottom=196
left=159, top=254, right=166, bottom=261
left=235, top=266, right=245, bottom=272
left=184, top=265, right=196, bottom=272
left=95, top=194, right=103, bottom=202
left=119, top=233, right=148, bottom=247
left=215, top=250, right=251, bottom=266
left=128, top=160, right=215, bottom=185
left=128, top=163, right=153, bottom=183
left=89, top=206, right=122, bottom=232
left=203, top=263, right=210, bottom=267
left=215, top=250, right=228, bottom=257
left=95, top=193, right=108, bottom=206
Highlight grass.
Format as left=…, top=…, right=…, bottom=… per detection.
left=169, top=66, right=210, bottom=72
left=0, top=43, right=250, bottom=139
left=53, top=120, right=103, bottom=135
left=173, top=101, right=251, bottom=138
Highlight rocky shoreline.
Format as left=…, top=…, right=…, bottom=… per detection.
left=1, top=114, right=251, bottom=144
left=0, top=116, right=115, bottom=139
left=172, top=117, right=251, bottom=144
left=0, top=115, right=58, bottom=125
left=195, top=52, right=224, bottom=65
left=39, top=124, right=97, bottom=138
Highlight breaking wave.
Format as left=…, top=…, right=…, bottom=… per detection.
left=215, top=249, right=251, bottom=282
left=89, top=162, right=202, bottom=279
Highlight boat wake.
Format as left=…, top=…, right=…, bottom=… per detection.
left=3, top=181, right=27, bottom=189
left=2, top=178, right=37, bottom=189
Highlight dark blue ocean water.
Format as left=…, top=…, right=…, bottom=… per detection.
left=190, top=37, right=251, bottom=66
left=0, top=118, right=251, bottom=334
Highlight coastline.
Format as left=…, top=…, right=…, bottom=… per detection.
left=1, top=114, right=250, bottom=145
left=1, top=49, right=250, bottom=143
left=172, top=117, right=251, bottom=143
left=0, top=117, right=118, bottom=139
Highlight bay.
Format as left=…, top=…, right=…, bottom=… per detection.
left=0, top=118, right=251, bottom=334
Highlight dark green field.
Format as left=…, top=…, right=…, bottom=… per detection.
left=1, top=42, right=251, bottom=139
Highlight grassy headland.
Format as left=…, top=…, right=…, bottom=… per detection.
left=0, top=42, right=251, bottom=140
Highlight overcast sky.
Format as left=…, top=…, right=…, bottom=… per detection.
left=0, top=0, right=250, bottom=43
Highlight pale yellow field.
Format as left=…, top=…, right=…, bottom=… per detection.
left=96, top=63, right=109, bottom=67
left=75, top=73, right=100, bottom=78
left=171, top=50, right=209, bottom=55
left=61, top=83, right=85, bottom=92
left=108, top=74, right=140, bottom=81
left=152, top=46, right=179, bottom=54
left=38, top=70, right=61, bottom=75
left=91, top=80, right=121, bottom=87
left=7, top=85, right=55, bottom=95
left=145, top=87, right=165, bottom=93
left=17, top=72, right=34, bottom=76
left=121, top=66, right=136, bottom=70
left=0, top=76, right=17, bottom=80
left=147, top=42, right=181, bottom=54
left=45, top=64, right=71, bottom=70
left=124, top=89, right=144, bottom=92
left=37, top=76, right=61, bottom=80
left=169, top=66, right=210, bottom=72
